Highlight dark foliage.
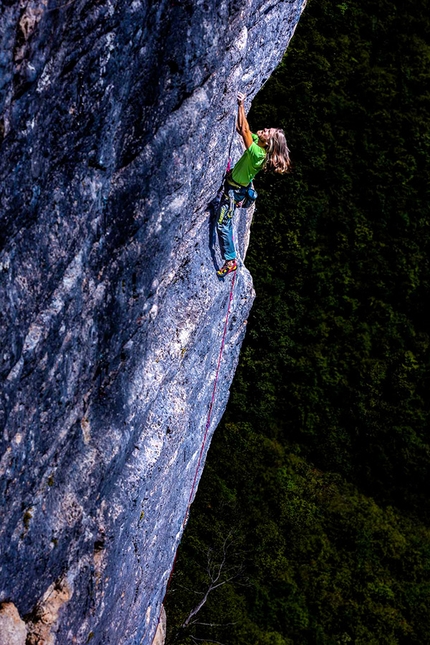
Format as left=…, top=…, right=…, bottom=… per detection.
left=166, top=0, right=430, bottom=642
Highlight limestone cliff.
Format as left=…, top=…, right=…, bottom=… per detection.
left=0, top=1, right=305, bottom=643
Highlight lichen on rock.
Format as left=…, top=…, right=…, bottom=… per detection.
left=0, top=0, right=306, bottom=643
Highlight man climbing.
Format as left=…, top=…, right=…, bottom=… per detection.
left=216, top=92, right=291, bottom=277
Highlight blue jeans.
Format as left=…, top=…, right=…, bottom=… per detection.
left=216, top=181, right=249, bottom=261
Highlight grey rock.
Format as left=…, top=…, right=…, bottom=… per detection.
left=0, top=1, right=306, bottom=643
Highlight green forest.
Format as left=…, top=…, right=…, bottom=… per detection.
left=165, top=0, right=430, bottom=643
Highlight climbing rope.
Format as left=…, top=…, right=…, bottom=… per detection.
left=165, top=268, right=237, bottom=593
left=183, top=270, right=237, bottom=527
left=224, top=109, right=238, bottom=176
left=162, top=112, right=239, bottom=613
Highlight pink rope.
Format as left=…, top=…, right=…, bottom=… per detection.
left=165, top=148, right=238, bottom=599
left=183, top=269, right=237, bottom=527
left=166, top=270, right=237, bottom=591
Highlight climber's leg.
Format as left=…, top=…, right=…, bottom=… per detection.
left=216, top=191, right=236, bottom=261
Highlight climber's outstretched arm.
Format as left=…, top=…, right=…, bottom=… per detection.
left=236, top=93, right=253, bottom=149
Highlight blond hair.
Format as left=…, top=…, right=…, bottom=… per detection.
left=264, top=129, right=291, bottom=174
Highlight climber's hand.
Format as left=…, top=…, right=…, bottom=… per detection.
left=236, top=93, right=252, bottom=148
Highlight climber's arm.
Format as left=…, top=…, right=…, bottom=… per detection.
left=236, top=93, right=254, bottom=149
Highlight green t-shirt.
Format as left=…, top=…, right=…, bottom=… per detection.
left=231, top=133, right=266, bottom=186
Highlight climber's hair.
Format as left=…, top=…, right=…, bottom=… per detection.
left=264, top=129, right=291, bottom=174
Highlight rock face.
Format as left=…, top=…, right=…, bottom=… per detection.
left=151, top=605, right=166, bottom=645
left=0, top=603, right=27, bottom=645
left=0, top=1, right=305, bottom=643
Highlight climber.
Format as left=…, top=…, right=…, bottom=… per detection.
left=216, top=92, right=291, bottom=277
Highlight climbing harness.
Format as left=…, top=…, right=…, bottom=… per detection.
left=225, top=170, right=244, bottom=189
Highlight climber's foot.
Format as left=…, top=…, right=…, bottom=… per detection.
left=216, top=259, right=237, bottom=277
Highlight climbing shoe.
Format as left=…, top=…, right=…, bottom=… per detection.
left=216, top=260, right=237, bottom=277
